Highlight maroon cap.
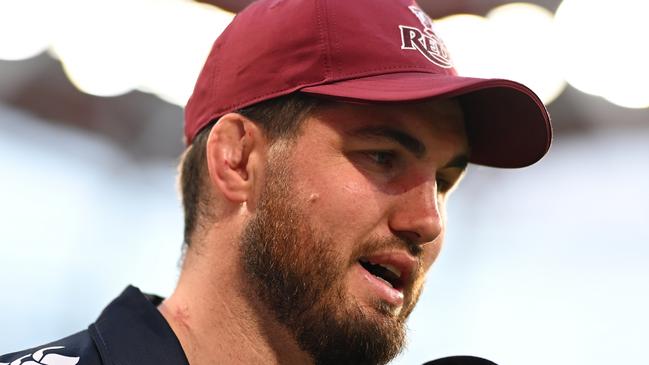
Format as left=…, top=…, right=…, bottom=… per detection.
left=185, top=0, right=552, bottom=168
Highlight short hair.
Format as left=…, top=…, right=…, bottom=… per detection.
left=179, top=93, right=324, bottom=247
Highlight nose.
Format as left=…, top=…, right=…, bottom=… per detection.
left=388, top=179, right=443, bottom=245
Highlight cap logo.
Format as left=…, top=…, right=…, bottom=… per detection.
left=399, top=5, right=453, bottom=68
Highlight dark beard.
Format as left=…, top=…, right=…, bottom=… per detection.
left=240, top=153, right=417, bottom=365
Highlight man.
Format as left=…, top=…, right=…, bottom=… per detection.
left=1, top=0, right=551, bottom=364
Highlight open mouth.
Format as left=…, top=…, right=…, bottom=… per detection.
left=359, top=258, right=404, bottom=290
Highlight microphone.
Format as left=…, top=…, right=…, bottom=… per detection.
left=423, top=355, right=498, bottom=365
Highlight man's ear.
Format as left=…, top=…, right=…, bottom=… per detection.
left=205, top=113, right=267, bottom=205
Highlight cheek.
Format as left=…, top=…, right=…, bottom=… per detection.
left=298, top=166, right=385, bottom=236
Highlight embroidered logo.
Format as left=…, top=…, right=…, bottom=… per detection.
left=0, top=346, right=79, bottom=365
left=399, top=5, right=453, bottom=68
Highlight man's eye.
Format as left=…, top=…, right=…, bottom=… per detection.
left=437, top=170, right=465, bottom=194
left=436, top=176, right=452, bottom=193
left=367, top=151, right=395, bottom=167
left=437, top=167, right=466, bottom=194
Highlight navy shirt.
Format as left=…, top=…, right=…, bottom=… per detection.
left=1, top=286, right=496, bottom=365
left=0, top=286, right=189, bottom=365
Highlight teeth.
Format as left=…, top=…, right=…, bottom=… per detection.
left=368, top=260, right=402, bottom=278
left=382, top=264, right=402, bottom=278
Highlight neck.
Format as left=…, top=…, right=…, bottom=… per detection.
left=158, top=233, right=313, bottom=365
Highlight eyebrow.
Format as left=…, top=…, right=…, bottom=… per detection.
left=346, top=126, right=426, bottom=158
left=345, top=126, right=470, bottom=170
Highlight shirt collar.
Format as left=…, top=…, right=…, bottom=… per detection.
left=89, top=285, right=189, bottom=365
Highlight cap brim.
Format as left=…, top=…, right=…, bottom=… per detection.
left=301, top=72, right=552, bottom=168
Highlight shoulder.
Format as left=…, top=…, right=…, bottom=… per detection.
left=1, top=285, right=187, bottom=365
left=0, top=330, right=103, bottom=365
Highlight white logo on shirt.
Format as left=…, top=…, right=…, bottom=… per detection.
left=0, top=346, right=79, bottom=365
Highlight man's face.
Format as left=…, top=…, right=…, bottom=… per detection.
left=240, top=99, right=469, bottom=365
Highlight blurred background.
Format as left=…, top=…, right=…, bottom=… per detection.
left=1, top=0, right=647, bottom=364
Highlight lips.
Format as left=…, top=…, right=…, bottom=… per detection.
left=357, top=251, right=416, bottom=292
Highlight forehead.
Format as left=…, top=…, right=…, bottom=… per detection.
left=306, top=98, right=469, bottom=153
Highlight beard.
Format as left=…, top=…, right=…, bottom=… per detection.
left=240, top=150, right=424, bottom=365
